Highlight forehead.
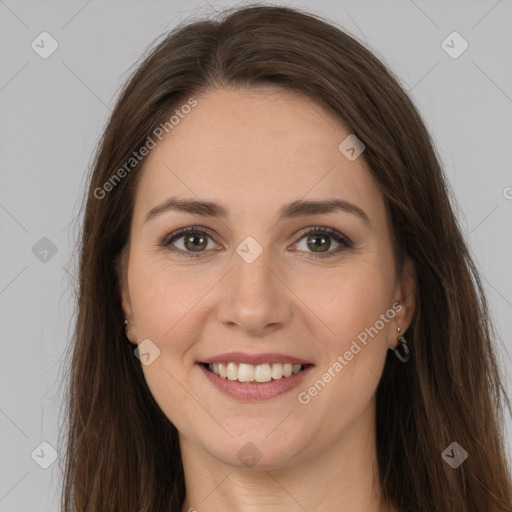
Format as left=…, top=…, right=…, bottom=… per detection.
left=133, top=86, right=385, bottom=224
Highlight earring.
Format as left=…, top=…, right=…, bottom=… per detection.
left=124, top=319, right=132, bottom=337
left=393, top=327, right=410, bottom=363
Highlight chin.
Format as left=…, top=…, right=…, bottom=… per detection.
left=198, top=430, right=308, bottom=470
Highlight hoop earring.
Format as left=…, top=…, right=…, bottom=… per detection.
left=393, top=327, right=410, bottom=363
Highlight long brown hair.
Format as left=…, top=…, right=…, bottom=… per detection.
left=60, top=4, right=512, bottom=511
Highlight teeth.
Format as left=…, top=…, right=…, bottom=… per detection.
left=207, top=362, right=304, bottom=382
left=238, top=363, right=255, bottom=382
left=226, top=362, right=238, bottom=381
left=271, top=363, right=283, bottom=379
left=254, top=363, right=272, bottom=382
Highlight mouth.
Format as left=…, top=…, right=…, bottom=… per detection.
left=199, top=361, right=314, bottom=383
left=196, top=360, right=315, bottom=401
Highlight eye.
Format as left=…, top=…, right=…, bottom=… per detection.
left=162, top=226, right=218, bottom=258
left=161, top=225, right=352, bottom=259
left=292, top=226, right=352, bottom=259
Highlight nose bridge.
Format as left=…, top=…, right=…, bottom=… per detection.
left=234, top=238, right=274, bottom=292
left=216, top=235, right=291, bottom=332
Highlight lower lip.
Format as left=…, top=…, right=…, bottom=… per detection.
left=197, top=363, right=314, bottom=401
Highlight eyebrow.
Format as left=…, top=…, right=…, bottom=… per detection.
left=144, top=197, right=372, bottom=228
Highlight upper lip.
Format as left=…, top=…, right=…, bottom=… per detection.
left=198, top=351, right=314, bottom=366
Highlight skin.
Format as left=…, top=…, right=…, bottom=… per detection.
left=120, top=86, right=415, bottom=512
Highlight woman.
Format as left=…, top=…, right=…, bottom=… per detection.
left=60, top=4, right=512, bottom=511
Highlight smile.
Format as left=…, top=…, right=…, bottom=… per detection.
left=197, top=362, right=314, bottom=401
left=206, top=361, right=305, bottom=382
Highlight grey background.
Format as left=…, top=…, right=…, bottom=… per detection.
left=1, top=0, right=511, bottom=510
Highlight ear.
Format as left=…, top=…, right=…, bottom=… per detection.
left=389, top=255, right=416, bottom=350
left=117, top=245, right=138, bottom=345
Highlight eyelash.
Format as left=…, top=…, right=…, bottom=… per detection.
left=161, top=225, right=352, bottom=259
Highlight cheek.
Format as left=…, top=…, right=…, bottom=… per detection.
left=128, top=259, right=204, bottom=356
left=299, top=261, right=394, bottom=412
left=297, top=271, right=393, bottom=422
left=128, top=262, right=204, bottom=430
left=302, top=261, right=393, bottom=345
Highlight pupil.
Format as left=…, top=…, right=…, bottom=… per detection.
left=307, top=234, right=330, bottom=252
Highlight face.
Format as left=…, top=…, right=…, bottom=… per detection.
left=119, top=86, right=415, bottom=469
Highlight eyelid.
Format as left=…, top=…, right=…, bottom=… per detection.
left=292, top=225, right=352, bottom=258
left=162, top=225, right=219, bottom=247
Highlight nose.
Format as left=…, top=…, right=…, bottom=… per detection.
left=215, top=245, right=293, bottom=335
